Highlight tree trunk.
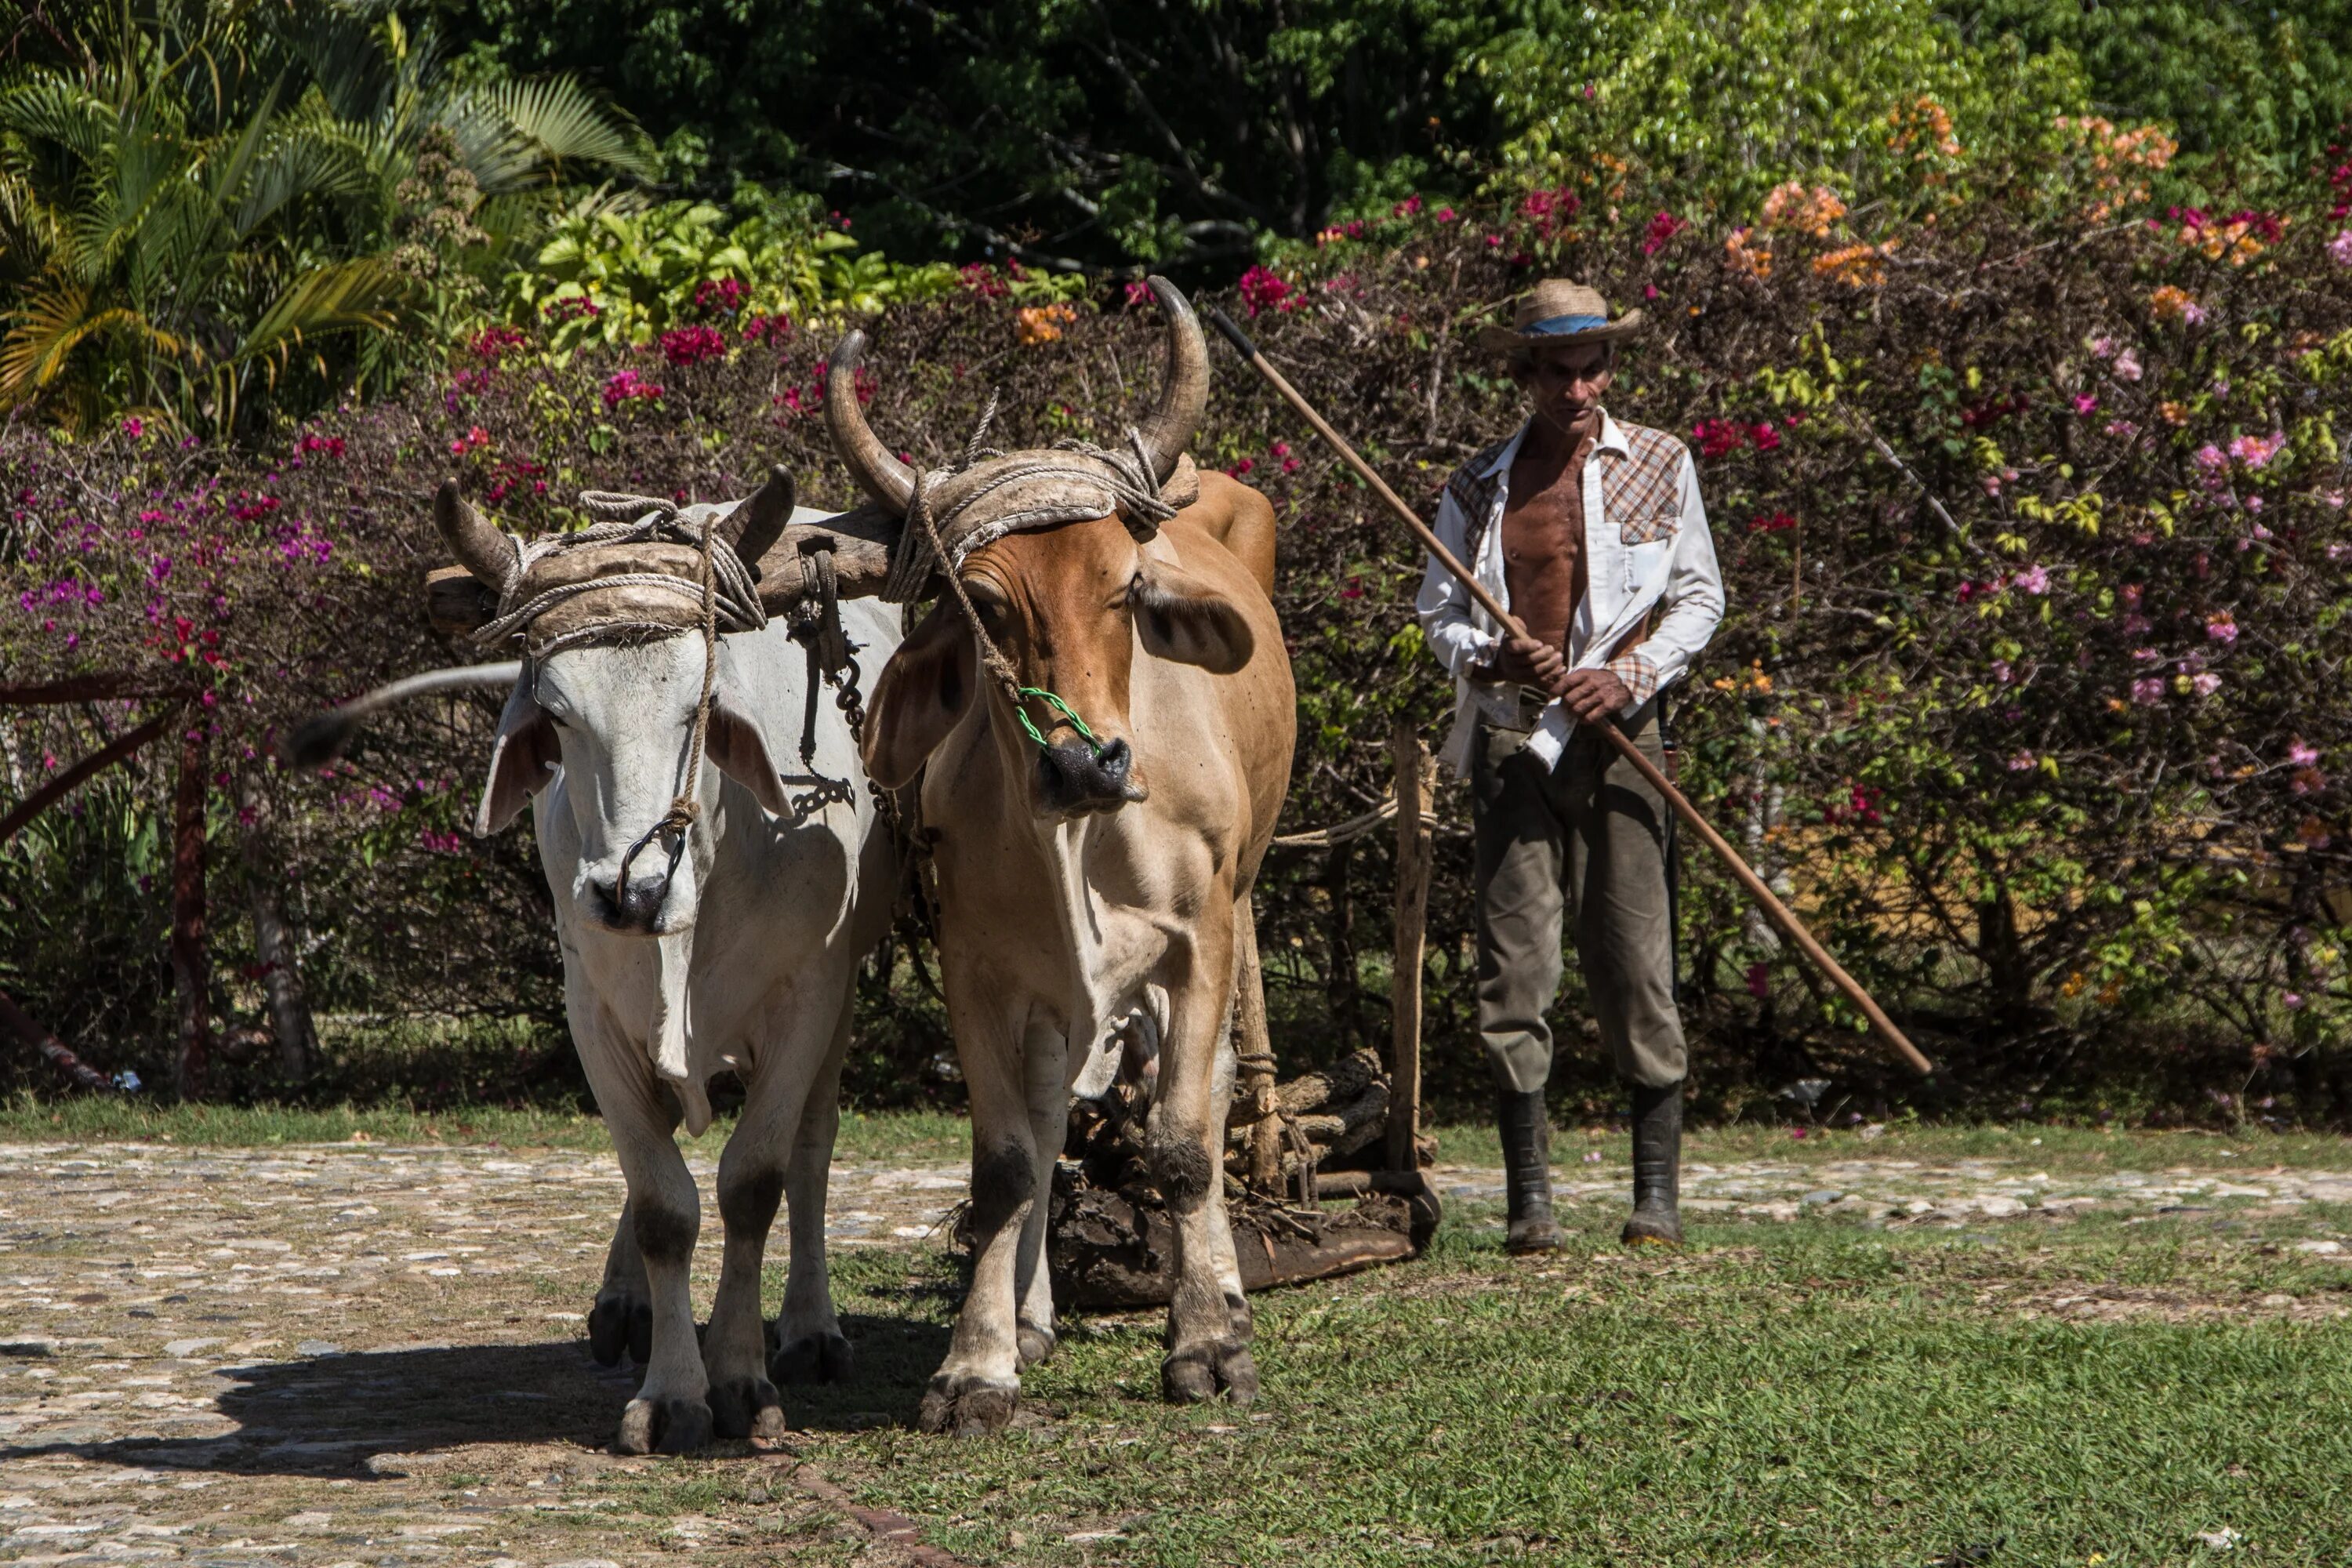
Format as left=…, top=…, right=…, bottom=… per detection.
left=171, top=723, right=210, bottom=1100
left=236, top=768, right=317, bottom=1083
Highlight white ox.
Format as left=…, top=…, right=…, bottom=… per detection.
left=423, top=475, right=898, bottom=1453
left=833, top=279, right=1295, bottom=1433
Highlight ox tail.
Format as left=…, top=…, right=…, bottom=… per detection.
left=285, top=662, right=524, bottom=769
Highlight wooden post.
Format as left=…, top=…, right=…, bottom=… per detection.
left=1231, top=891, right=1283, bottom=1195
left=171, top=722, right=210, bottom=1101
left=1386, top=722, right=1436, bottom=1173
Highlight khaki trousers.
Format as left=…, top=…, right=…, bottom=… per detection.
left=1471, top=702, right=1687, bottom=1093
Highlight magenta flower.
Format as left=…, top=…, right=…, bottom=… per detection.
left=2192, top=672, right=2221, bottom=696
left=2290, top=740, right=2321, bottom=767
left=2131, top=677, right=2166, bottom=705
left=2112, top=350, right=2143, bottom=382
left=2013, top=564, right=2050, bottom=595
left=2194, top=444, right=2227, bottom=471
left=2072, top=394, right=2098, bottom=415
left=2205, top=612, right=2238, bottom=644
left=2331, top=229, right=2352, bottom=269
left=1237, top=266, right=1293, bottom=317
left=122, top=416, right=144, bottom=438
left=659, top=325, right=729, bottom=366
left=2228, top=431, right=2286, bottom=469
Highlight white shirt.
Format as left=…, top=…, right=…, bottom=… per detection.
left=1414, top=410, right=1725, bottom=775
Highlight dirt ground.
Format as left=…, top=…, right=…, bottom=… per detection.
left=4, top=1139, right=2350, bottom=1566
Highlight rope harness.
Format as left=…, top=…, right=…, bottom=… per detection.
left=885, top=399, right=1183, bottom=755
left=470, top=490, right=868, bottom=896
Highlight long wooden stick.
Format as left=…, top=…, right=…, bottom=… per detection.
left=0, top=708, right=180, bottom=845
left=1205, top=306, right=1933, bottom=1076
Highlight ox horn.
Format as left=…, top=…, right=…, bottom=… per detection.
left=826, top=331, right=916, bottom=516
left=435, top=477, right=514, bottom=587
left=717, top=464, right=794, bottom=564
left=1131, top=275, right=1209, bottom=485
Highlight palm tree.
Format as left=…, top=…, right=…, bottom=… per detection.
left=0, top=0, right=653, bottom=433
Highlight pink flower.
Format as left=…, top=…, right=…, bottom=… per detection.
left=2194, top=444, right=2227, bottom=471
left=2229, top=431, right=2286, bottom=469
left=2292, top=767, right=2327, bottom=795
left=2072, top=394, right=2099, bottom=415
left=1748, top=422, right=1782, bottom=452
left=2192, top=672, right=2222, bottom=696
left=2290, top=740, right=2321, bottom=767
left=659, top=325, right=728, bottom=366
left=1237, top=266, right=1292, bottom=317
left=122, top=416, right=144, bottom=438
left=2104, top=419, right=2140, bottom=437
left=2205, top=612, right=2238, bottom=644
left=2007, top=751, right=2036, bottom=771
left=2112, top=350, right=2143, bottom=382
left=1123, top=281, right=1152, bottom=308
left=2013, top=564, right=2050, bottom=595
left=1991, top=659, right=2013, bottom=684
left=601, top=369, right=665, bottom=408
left=2132, top=647, right=2161, bottom=662
left=1692, top=419, right=1745, bottom=459
left=2285, top=992, right=2307, bottom=1010
left=2331, top=229, right=2352, bottom=268
left=1641, top=211, right=1687, bottom=255
left=2131, top=677, right=2166, bottom=705
left=2089, top=336, right=2115, bottom=359
left=1434, top=207, right=1456, bottom=223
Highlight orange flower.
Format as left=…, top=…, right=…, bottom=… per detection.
left=1813, top=241, right=1895, bottom=288
left=2148, top=285, right=2203, bottom=324
left=1016, top=303, right=1077, bottom=346
left=1724, top=226, right=1773, bottom=278
left=1760, top=181, right=1846, bottom=238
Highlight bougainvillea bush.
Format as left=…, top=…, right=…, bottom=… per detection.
left=8, top=143, right=2352, bottom=1122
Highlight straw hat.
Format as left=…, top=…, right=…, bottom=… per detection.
left=1474, top=279, right=1646, bottom=354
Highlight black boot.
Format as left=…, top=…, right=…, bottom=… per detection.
left=1497, top=1089, right=1560, bottom=1254
left=1622, top=1080, right=1683, bottom=1246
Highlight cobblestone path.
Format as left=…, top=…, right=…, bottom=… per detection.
left=2, top=1139, right=2349, bottom=1565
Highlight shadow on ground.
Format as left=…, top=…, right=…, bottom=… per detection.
left=0, top=1312, right=953, bottom=1478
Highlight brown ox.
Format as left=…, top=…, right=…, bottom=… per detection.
left=838, top=280, right=1293, bottom=1434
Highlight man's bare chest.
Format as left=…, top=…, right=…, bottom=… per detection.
left=1499, top=460, right=1584, bottom=569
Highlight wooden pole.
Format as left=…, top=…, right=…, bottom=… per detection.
left=0, top=987, right=114, bottom=1094
left=1231, top=891, right=1283, bottom=1194
left=1386, top=721, right=1434, bottom=1172
left=171, top=721, right=211, bottom=1101
left=0, top=710, right=179, bottom=846
left=1203, top=304, right=1933, bottom=1077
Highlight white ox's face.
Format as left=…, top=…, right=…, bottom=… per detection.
left=475, top=637, right=790, bottom=937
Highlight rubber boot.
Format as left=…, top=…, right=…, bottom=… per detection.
left=1497, top=1089, right=1560, bottom=1254
left=1622, top=1080, right=1683, bottom=1246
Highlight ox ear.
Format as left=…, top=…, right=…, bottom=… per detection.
left=1133, top=560, right=1254, bottom=675
left=706, top=695, right=793, bottom=818
left=476, top=681, right=559, bottom=836
left=863, top=601, right=973, bottom=789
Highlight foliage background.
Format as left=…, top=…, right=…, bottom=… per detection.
left=7, top=0, right=2352, bottom=1126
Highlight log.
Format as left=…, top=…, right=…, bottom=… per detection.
left=0, top=987, right=113, bottom=1093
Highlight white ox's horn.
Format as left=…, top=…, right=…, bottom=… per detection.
left=284, top=662, right=524, bottom=769
left=1132, top=275, right=1209, bottom=484
left=436, top=477, right=514, bottom=586
left=826, top=332, right=916, bottom=516
left=717, top=464, right=794, bottom=564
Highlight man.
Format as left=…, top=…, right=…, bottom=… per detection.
left=1417, top=279, right=1724, bottom=1253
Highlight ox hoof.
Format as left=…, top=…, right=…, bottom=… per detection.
left=1016, top=1323, right=1057, bottom=1370
left=1162, top=1340, right=1258, bottom=1407
left=615, top=1396, right=713, bottom=1456
left=916, top=1377, right=1018, bottom=1438
left=588, top=1294, right=652, bottom=1368
left=768, top=1330, right=855, bottom=1386
left=708, top=1376, right=790, bottom=1443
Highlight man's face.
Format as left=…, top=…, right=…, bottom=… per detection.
left=1515, top=341, right=1614, bottom=430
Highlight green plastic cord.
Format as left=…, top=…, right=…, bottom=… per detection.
left=1014, top=686, right=1104, bottom=753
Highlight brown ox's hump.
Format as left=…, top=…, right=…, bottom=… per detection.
left=1174, top=470, right=1278, bottom=599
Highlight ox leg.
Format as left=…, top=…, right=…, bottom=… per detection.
left=768, top=1003, right=856, bottom=1388
left=582, top=1039, right=713, bottom=1456
left=1013, top=1022, right=1071, bottom=1370
left=703, top=997, right=844, bottom=1441
left=588, top=1204, right=655, bottom=1368
left=1204, top=1022, right=1254, bottom=1343
left=920, top=1006, right=1035, bottom=1436
left=1148, top=923, right=1259, bottom=1406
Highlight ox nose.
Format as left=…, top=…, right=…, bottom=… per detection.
left=1035, top=735, right=1136, bottom=814
left=589, top=869, right=672, bottom=931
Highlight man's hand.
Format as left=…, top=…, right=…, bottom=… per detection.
left=1559, top=666, right=1633, bottom=721
left=1481, top=635, right=1569, bottom=695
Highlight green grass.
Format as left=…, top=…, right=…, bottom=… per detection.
left=752, top=1200, right=2352, bottom=1566
left=8, top=1094, right=2350, bottom=1180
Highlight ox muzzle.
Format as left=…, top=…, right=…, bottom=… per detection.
left=1036, top=735, right=1141, bottom=816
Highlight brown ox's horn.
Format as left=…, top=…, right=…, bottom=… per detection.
left=718, top=464, right=794, bottom=563
left=434, top=477, right=513, bottom=586
left=1132, top=275, right=1209, bottom=485
left=826, top=332, right=916, bottom=516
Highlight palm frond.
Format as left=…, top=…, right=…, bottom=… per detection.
left=0, top=279, right=184, bottom=405
left=0, top=76, right=118, bottom=165
left=230, top=254, right=404, bottom=371
left=446, top=75, right=655, bottom=195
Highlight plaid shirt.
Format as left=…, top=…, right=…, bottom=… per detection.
left=1417, top=410, right=1724, bottom=775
